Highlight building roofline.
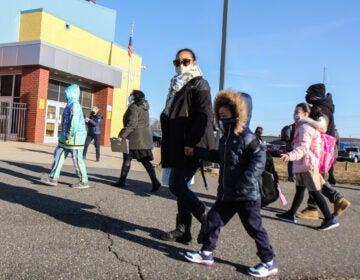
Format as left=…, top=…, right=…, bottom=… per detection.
left=0, top=40, right=121, bottom=87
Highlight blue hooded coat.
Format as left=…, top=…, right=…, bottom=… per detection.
left=194, top=90, right=266, bottom=201
left=58, top=84, right=87, bottom=148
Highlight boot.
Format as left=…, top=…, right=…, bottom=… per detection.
left=111, top=179, right=125, bottom=188
left=175, top=214, right=192, bottom=244
left=150, top=179, right=162, bottom=193
left=111, top=164, right=130, bottom=188
left=192, top=203, right=207, bottom=244
left=142, top=160, right=161, bottom=192
left=334, top=197, right=351, bottom=217
left=160, top=214, right=186, bottom=241
left=296, top=208, right=319, bottom=220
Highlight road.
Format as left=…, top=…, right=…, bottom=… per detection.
left=0, top=142, right=359, bottom=279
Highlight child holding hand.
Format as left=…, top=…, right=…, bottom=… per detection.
left=276, top=103, right=339, bottom=231
left=183, top=89, right=278, bottom=278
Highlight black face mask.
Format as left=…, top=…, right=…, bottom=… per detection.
left=219, top=118, right=232, bottom=134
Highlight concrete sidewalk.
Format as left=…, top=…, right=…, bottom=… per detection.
left=0, top=141, right=359, bottom=279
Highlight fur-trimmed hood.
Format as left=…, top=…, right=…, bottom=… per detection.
left=214, top=89, right=252, bottom=135
left=298, top=116, right=327, bottom=133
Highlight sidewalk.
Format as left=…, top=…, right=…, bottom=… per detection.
left=0, top=141, right=359, bottom=279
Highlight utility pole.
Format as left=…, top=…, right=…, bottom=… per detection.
left=219, top=0, right=229, bottom=91
left=323, top=65, right=327, bottom=85
left=214, top=0, right=229, bottom=168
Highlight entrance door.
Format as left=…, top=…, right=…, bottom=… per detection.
left=44, top=100, right=66, bottom=143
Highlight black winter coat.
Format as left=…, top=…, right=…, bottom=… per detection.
left=86, top=113, right=103, bottom=135
left=195, top=128, right=265, bottom=201
left=313, top=94, right=336, bottom=136
left=160, top=77, right=215, bottom=168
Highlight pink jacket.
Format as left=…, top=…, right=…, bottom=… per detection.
left=288, top=118, right=325, bottom=173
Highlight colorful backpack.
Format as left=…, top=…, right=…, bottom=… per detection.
left=318, top=133, right=336, bottom=173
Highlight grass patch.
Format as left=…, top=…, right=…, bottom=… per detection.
left=273, top=157, right=360, bottom=186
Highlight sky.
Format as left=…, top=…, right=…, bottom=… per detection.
left=97, top=0, right=360, bottom=139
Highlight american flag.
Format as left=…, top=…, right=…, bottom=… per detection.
left=128, top=24, right=134, bottom=57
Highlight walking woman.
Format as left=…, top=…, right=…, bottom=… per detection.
left=160, top=48, right=215, bottom=244
left=111, top=90, right=161, bottom=193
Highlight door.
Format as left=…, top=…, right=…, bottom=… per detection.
left=44, top=100, right=66, bottom=143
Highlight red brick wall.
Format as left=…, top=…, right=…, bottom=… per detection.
left=19, top=67, right=49, bottom=143
left=93, top=86, right=113, bottom=146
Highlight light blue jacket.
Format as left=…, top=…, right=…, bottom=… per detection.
left=58, top=84, right=87, bottom=148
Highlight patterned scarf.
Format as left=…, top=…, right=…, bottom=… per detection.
left=162, top=65, right=203, bottom=116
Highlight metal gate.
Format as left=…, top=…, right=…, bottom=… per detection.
left=0, top=102, right=27, bottom=142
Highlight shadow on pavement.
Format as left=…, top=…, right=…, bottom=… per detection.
left=0, top=182, right=192, bottom=263
left=17, top=147, right=54, bottom=156
left=0, top=161, right=243, bottom=271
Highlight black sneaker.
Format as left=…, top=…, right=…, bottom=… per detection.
left=317, top=218, right=339, bottom=231
left=160, top=228, right=184, bottom=241
left=276, top=211, right=297, bottom=223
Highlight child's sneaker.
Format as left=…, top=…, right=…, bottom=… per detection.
left=40, top=177, right=58, bottom=186
left=248, top=261, right=278, bottom=278
left=276, top=211, right=297, bottom=223
left=184, top=250, right=214, bottom=266
left=71, top=182, right=90, bottom=189
left=317, top=218, right=339, bottom=231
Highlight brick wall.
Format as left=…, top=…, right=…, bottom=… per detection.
left=19, top=66, right=49, bottom=143
left=93, top=86, right=113, bottom=146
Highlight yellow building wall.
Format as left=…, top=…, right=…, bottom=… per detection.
left=19, top=10, right=142, bottom=140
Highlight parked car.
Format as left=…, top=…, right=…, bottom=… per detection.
left=337, top=146, right=360, bottom=163
left=152, top=130, right=162, bottom=147
left=266, top=144, right=286, bottom=157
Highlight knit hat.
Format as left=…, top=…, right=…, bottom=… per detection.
left=307, top=83, right=325, bottom=97
left=131, top=90, right=145, bottom=100
left=305, top=83, right=325, bottom=104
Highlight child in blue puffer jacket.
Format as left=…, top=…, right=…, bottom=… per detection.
left=183, top=89, right=278, bottom=278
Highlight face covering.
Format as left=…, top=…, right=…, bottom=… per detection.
left=293, top=114, right=301, bottom=123
left=128, top=95, right=134, bottom=104
left=219, top=118, right=232, bottom=134
left=175, top=64, right=193, bottom=75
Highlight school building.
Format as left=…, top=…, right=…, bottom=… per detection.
left=0, top=0, right=142, bottom=146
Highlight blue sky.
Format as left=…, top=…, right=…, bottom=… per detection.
left=97, top=0, right=360, bottom=139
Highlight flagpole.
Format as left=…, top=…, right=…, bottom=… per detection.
left=126, top=22, right=134, bottom=107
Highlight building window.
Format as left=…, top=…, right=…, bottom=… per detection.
left=13, top=75, right=21, bottom=103
left=0, top=75, right=21, bottom=101
left=0, top=75, right=14, bottom=97
left=48, top=80, right=61, bottom=101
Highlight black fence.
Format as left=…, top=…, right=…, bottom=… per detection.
left=0, top=101, right=27, bottom=142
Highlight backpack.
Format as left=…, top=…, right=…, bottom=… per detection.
left=260, top=153, right=279, bottom=207
left=281, top=124, right=293, bottom=142
left=318, top=133, right=336, bottom=173
left=245, top=140, right=287, bottom=207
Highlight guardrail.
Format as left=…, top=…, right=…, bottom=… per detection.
left=0, top=101, right=27, bottom=142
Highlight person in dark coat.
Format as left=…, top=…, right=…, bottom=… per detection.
left=159, top=48, right=216, bottom=244
left=83, top=106, right=103, bottom=162
left=183, top=89, right=278, bottom=278
left=254, top=126, right=264, bottom=144
left=297, top=83, right=350, bottom=219
left=111, top=90, right=161, bottom=193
